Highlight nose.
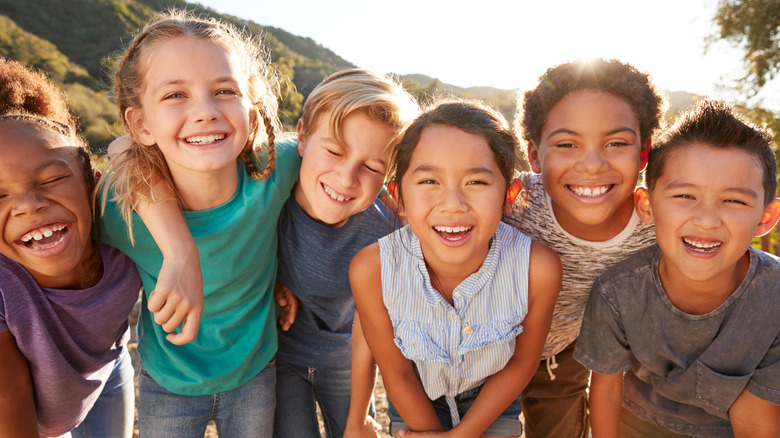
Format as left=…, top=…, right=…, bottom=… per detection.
left=193, top=97, right=220, bottom=123
left=691, top=203, right=722, bottom=230
left=335, top=162, right=359, bottom=188
left=12, top=190, right=49, bottom=217
left=573, top=147, right=609, bottom=174
left=439, top=185, right=468, bottom=213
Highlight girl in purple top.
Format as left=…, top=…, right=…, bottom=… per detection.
left=0, top=58, right=141, bottom=437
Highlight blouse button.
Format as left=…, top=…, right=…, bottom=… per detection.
left=463, top=322, right=472, bottom=334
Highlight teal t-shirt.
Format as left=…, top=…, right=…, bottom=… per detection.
left=101, top=138, right=300, bottom=395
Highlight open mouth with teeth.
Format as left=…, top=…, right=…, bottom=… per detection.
left=18, top=223, right=68, bottom=250
left=323, top=184, right=354, bottom=202
left=567, top=184, right=613, bottom=198
left=683, top=237, right=722, bottom=254
left=185, top=134, right=226, bottom=145
left=434, top=225, right=473, bottom=241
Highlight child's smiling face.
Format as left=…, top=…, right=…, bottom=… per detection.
left=637, top=143, right=779, bottom=296
left=0, top=121, right=94, bottom=289
left=294, top=110, right=394, bottom=227
left=528, top=91, right=645, bottom=241
left=398, top=124, right=508, bottom=277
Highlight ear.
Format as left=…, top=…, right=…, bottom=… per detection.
left=296, top=118, right=306, bottom=158
left=527, top=141, right=542, bottom=174
left=754, top=198, right=780, bottom=237
left=504, top=178, right=523, bottom=214
left=634, top=187, right=654, bottom=224
left=388, top=181, right=404, bottom=217
left=124, top=107, right=155, bottom=146
left=640, top=139, right=650, bottom=171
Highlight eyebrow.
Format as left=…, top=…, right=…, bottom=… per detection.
left=664, top=181, right=760, bottom=199
left=411, top=164, right=496, bottom=175
left=153, top=76, right=239, bottom=91
left=545, top=126, right=638, bottom=140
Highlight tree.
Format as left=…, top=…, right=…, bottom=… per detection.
left=709, top=0, right=780, bottom=95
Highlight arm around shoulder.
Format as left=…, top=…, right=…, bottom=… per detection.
left=0, top=331, right=38, bottom=437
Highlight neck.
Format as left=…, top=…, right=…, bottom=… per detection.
left=554, top=195, right=635, bottom=241
left=658, top=252, right=750, bottom=315
left=171, top=164, right=240, bottom=211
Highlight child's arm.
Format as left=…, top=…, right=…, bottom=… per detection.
left=589, top=371, right=624, bottom=438
left=350, top=244, right=444, bottom=433
left=344, top=312, right=383, bottom=438
left=729, top=388, right=780, bottom=437
left=411, top=241, right=560, bottom=438
left=108, top=136, right=203, bottom=345
left=0, top=332, right=38, bottom=437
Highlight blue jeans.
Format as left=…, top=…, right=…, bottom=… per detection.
left=138, top=358, right=276, bottom=438
left=388, top=384, right=523, bottom=436
left=50, top=349, right=135, bottom=438
left=274, top=361, right=375, bottom=438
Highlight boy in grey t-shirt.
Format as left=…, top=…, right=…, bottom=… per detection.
left=575, top=100, right=780, bottom=437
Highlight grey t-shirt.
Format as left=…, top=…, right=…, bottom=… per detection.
left=575, top=245, right=780, bottom=437
left=0, top=245, right=141, bottom=436
left=503, top=172, right=656, bottom=358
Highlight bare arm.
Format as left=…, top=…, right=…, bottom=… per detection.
left=108, top=135, right=203, bottom=345
left=0, top=332, right=38, bottom=438
left=344, top=313, right=383, bottom=438
left=730, top=388, right=780, bottom=438
left=408, top=241, right=561, bottom=438
left=350, top=244, right=443, bottom=433
left=590, top=371, right=624, bottom=438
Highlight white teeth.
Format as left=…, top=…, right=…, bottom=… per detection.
left=324, top=185, right=350, bottom=202
left=570, top=185, right=610, bottom=197
left=21, top=224, right=66, bottom=243
left=683, top=238, right=721, bottom=251
left=186, top=134, right=225, bottom=145
left=434, top=226, right=471, bottom=233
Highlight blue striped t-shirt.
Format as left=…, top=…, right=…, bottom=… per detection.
left=379, top=221, right=531, bottom=426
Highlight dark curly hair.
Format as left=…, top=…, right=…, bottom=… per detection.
left=516, top=58, right=667, bottom=150
left=646, top=99, right=777, bottom=206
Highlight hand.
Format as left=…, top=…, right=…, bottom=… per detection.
left=344, top=415, right=383, bottom=438
left=274, top=282, right=298, bottom=331
left=148, top=252, right=204, bottom=345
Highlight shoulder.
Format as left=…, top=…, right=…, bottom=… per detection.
left=272, top=135, right=302, bottom=176
left=349, top=243, right=382, bottom=301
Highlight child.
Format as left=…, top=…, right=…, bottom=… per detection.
left=0, top=58, right=140, bottom=437
left=351, top=99, right=562, bottom=437
left=274, top=69, right=417, bottom=438
left=98, top=12, right=299, bottom=437
left=502, top=58, right=667, bottom=438
left=575, top=100, right=780, bottom=437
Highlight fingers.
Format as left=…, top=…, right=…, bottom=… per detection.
left=166, top=310, right=201, bottom=345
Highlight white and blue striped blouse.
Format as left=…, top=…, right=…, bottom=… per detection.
left=379, top=221, right=531, bottom=427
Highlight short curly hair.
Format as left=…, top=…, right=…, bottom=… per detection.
left=516, top=58, right=667, bottom=149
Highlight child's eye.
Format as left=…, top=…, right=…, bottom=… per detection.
left=217, top=89, right=239, bottom=96
left=673, top=194, right=694, bottom=200
left=467, top=180, right=488, bottom=186
left=41, top=175, right=68, bottom=186
left=418, top=179, right=438, bottom=185
left=163, top=92, right=185, bottom=100
left=606, top=141, right=630, bottom=147
left=364, top=164, right=381, bottom=174
left=325, top=148, right=342, bottom=157
left=554, top=143, right=576, bottom=149
left=725, top=199, right=749, bottom=206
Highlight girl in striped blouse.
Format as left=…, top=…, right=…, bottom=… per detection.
left=350, top=99, right=561, bottom=437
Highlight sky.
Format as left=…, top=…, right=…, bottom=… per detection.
left=197, top=0, right=779, bottom=112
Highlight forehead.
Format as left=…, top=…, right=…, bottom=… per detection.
left=658, top=143, right=764, bottom=191
left=0, top=121, right=80, bottom=170
left=142, top=35, right=246, bottom=87
left=411, top=124, right=494, bottom=167
left=544, top=91, right=638, bottom=133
